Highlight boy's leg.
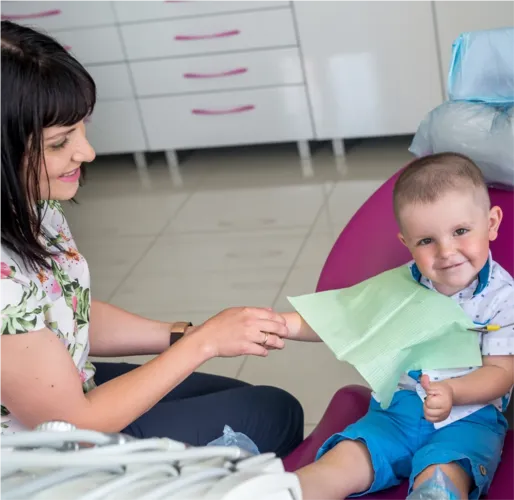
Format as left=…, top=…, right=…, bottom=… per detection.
left=297, top=390, right=424, bottom=500
left=296, top=440, right=374, bottom=500
left=410, top=405, right=508, bottom=500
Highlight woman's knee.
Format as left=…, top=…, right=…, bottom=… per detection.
left=249, top=386, right=304, bottom=453
left=254, top=385, right=304, bottom=422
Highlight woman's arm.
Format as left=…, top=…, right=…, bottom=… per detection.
left=1, top=328, right=210, bottom=432
left=1, top=307, right=288, bottom=432
left=88, top=300, right=179, bottom=356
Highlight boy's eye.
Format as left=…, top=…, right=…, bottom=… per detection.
left=455, top=228, right=469, bottom=236
left=417, top=238, right=432, bottom=246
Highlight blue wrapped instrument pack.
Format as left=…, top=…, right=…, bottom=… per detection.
left=448, top=27, right=514, bottom=104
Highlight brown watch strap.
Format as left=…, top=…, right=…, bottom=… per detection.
left=169, top=322, right=193, bottom=346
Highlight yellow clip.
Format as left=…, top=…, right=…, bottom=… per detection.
left=468, top=322, right=513, bottom=334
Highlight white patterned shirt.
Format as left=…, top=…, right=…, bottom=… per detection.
left=1, top=201, right=95, bottom=434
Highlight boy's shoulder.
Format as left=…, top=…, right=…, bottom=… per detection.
left=489, top=258, right=514, bottom=286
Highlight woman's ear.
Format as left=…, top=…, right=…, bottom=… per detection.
left=488, top=206, right=503, bottom=242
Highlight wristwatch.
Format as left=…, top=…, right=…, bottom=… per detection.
left=169, top=321, right=193, bottom=346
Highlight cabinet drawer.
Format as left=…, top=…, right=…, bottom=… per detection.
left=87, top=100, right=146, bottom=155
left=139, top=86, right=313, bottom=150
left=55, top=26, right=125, bottom=65
left=114, top=1, right=289, bottom=24
left=121, top=8, right=297, bottom=61
left=130, top=48, right=303, bottom=97
left=1, top=1, right=115, bottom=31
left=86, top=64, right=133, bottom=101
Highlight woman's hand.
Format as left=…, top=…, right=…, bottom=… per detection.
left=187, top=307, right=289, bottom=359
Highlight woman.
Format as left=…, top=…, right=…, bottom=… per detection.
left=0, top=21, right=303, bottom=456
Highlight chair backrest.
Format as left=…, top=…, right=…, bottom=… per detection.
left=317, top=171, right=514, bottom=292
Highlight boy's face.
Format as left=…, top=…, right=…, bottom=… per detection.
left=398, top=190, right=502, bottom=296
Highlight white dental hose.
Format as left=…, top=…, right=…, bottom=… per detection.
left=1, top=421, right=303, bottom=500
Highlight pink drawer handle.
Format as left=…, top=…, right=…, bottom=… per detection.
left=2, top=9, right=61, bottom=21
left=192, top=105, right=255, bottom=116
left=175, top=30, right=240, bottom=41
left=184, top=68, right=248, bottom=79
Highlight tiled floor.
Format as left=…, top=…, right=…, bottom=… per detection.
left=65, top=136, right=414, bottom=434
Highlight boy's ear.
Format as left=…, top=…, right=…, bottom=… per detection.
left=397, top=232, right=408, bottom=247
left=488, top=206, right=503, bottom=242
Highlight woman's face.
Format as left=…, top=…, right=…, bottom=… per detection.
left=38, top=120, right=96, bottom=201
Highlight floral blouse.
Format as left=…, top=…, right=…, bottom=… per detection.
left=1, top=201, right=95, bottom=433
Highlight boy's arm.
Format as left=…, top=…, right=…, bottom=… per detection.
left=446, top=355, right=514, bottom=406
left=281, top=312, right=322, bottom=342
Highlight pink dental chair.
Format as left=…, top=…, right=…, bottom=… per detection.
left=283, top=170, right=514, bottom=499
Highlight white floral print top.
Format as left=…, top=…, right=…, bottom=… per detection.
left=1, top=201, right=95, bottom=433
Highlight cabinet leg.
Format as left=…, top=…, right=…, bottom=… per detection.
left=165, top=150, right=179, bottom=168
left=133, top=152, right=152, bottom=190
left=331, top=138, right=345, bottom=157
left=165, top=150, right=183, bottom=188
left=133, top=151, right=148, bottom=170
left=297, top=140, right=311, bottom=160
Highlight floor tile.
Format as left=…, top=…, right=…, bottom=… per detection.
left=65, top=191, right=190, bottom=239
left=304, top=424, right=317, bottom=437
left=165, top=184, right=327, bottom=234
left=324, top=179, right=385, bottom=235
left=111, top=267, right=290, bottom=315
left=294, top=231, right=337, bottom=270
left=134, top=229, right=308, bottom=275
left=191, top=143, right=347, bottom=191
left=273, top=266, right=322, bottom=313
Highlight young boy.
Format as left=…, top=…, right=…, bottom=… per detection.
left=281, top=153, right=514, bottom=499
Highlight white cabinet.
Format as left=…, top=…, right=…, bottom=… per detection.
left=434, top=1, right=514, bottom=96
left=3, top=0, right=509, bottom=167
left=293, top=1, right=444, bottom=140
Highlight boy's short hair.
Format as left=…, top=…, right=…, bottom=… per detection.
left=393, top=152, right=490, bottom=223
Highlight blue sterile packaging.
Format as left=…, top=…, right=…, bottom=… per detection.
left=448, top=27, right=514, bottom=104
left=410, top=101, right=514, bottom=189
left=207, top=425, right=260, bottom=455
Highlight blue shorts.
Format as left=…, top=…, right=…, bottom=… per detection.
left=316, top=390, right=507, bottom=498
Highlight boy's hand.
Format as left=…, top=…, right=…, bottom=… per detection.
left=420, top=374, right=454, bottom=423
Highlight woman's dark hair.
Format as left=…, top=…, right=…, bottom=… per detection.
left=1, top=20, right=96, bottom=270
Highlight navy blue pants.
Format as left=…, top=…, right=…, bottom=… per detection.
left=94, top=362, right=304, bottom=457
